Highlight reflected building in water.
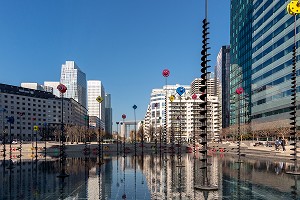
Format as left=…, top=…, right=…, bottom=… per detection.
left=0, top=155, right=299, bottom=199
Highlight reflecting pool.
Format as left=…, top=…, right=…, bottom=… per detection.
left=0, top=153, right=299, bottom=199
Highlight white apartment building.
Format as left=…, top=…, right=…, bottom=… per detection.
left=43, top=81, right=60, bottom=97
left=87, top=80, right=105, bottom=129
left=60, top=61, right=87, bottom=108
left=191, top=78, right=218, bottom=96
left=144, top=83, right=220, bottom=143
left=21, top=83, right=44, bottom=91
left=0, top=83, right=87, bottom=140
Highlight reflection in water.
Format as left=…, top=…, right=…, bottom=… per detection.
left=1, top=154, right=300, bottom=199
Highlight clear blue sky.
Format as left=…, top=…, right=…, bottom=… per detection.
left=0, top=0, right=230, bottom=130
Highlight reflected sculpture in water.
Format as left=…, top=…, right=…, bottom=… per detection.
left=0, top=153, right=299, bottom=199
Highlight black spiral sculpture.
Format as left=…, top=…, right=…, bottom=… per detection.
left=199, top=17, right=209, bottom=174
left=195, top=14, right=217, bottom=191
left=286, top=14, right=300, bottom=176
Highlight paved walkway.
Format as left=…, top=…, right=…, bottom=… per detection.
left=210, top=141, right=298, bottom=160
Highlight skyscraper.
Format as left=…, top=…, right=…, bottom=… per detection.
left=60, top=61, right=87, bottom=108
left=215, top=45, right=230, bottom=128
left=87, top=80, right=105, bottom=129
left=230, top=0, right=253, bottom=125
left=105, top=93, right=112, bottom=135
left=251, top=1, right=296, bottom=125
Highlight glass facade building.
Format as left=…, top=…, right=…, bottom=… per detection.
left=251, top=0, right=298, bottom=124
left=105, top=93, right=112, bottom=135
left=230, top=0, right=253, bottom=125
left=215, top=45, right=230, bottom=128
left=60, top=61, right=87, bottom=108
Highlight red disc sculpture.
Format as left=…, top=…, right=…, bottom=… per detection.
left=236, top=87, right=244, bottom=95
left=122, top=114, right=126, bottom=119
left=57, top=84, right=67, bottom=93
left=162, top=69, right=170, bottom=77
left=192, top=93, right=197, bottom=100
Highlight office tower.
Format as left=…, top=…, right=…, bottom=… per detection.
left=60, top=61, right=87, bottom=108
left=251, top=1, right=297, bottom=125
left=215, top=45, right=230, bottom=128
left=105, top=93, right=112, bottom=135
left=44, top=81, right=60, bottom=97
left=21, top=83, right=44, bottom=91
left=230, top=0, right=253, bottom=125
left=87, top=80, right=105, bottom=129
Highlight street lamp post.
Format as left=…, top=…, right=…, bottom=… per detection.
left=133, top=105, right=137, bottom=156
left=57, top=83, right=68, bottom=178
left=96, top=96, right=104, bottom=164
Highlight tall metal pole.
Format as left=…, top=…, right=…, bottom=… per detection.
left=133, top=105, right=137, bottom=156
left=155, top=104, right=158, bottom=154
left=116, top=122, right=119, bottom=155
left=44, top=122, right=47, bottom=157
left=192, top=94, right=197, bottom=157
left=236, top=87, right=243, bottom=163
left=31, top=118, right=35, bottom=155
left=96, top=96, right=103, bottom=164
left=176, top=87, right=185, bottom=157
left=122, top=114, right=126, bottom=157
left=1, top=108, right=7, bottom=159
left=35, top=126, right=38, bottom=159
left=141, top=121, right=144, bottom=153
left=162, top=69, right=170, bottom=152
left=7, top=117, right=13, bottom=169
left=57, top=83, right=68, bottom=178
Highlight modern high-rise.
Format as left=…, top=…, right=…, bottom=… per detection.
left=251, top=1, right=297, bottom=125
left=215, top=45, right=230, bottom=128
left=105, top=93, right=112, bottom=135
left=87, top=80, right=105, bottom=129
left=230, top=0, right=253, bottom=126
left=60, top=61, right=87, bottom=108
